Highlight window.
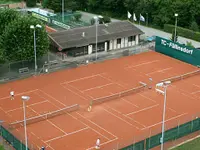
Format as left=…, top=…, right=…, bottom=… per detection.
left=117, top=38, right=121, bottom=44
left=133, top=36, right=136, bottom=41
left=128, top=36, right=132, bottom=42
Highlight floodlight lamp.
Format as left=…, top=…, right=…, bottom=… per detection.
left=36, top=24, right=42, bottom=28
left=175, top=13, right=178, bottom=17
left=98, top=15, right=103, bottom=19
left=21, top=96, right=30, bottom=101
left=30, top=25, right=35, bottom=29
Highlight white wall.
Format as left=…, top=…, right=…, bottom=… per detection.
left=136, top=35, right=139, bottom=45
left=105, top=42, right=107, bottom=51
left=125, top=37, right=128, bottom=47
left=113, top=39, right=117, bottom=49
left=121, top=38, right=125, bottom=48
left=88, top=45, right=92, bottom=54
left=110, top=40, right=113, bottom=50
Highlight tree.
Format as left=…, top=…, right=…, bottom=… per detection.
left=0, top=9, right=20, bottom=36
left=74, top=13, right=82, bottom=21
left=0, top=15, right=49, bottom=62
left=26, top=0, right=36, bottom=7
left=190, top=21, right=199, bottom=32
left=186, top=41, right=194, bottom=48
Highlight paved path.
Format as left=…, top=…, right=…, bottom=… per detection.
left=80, top=11, right=200, bottom=47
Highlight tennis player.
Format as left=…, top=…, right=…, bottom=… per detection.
left=95, top=138, right=100, bottom=149
left=10, top=91, right=14, bottom=100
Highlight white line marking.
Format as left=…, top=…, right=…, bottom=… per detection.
left=99, top=74, right=126, bottom=88
left=34, top=91, right=61, bottom=109
left=67, top=113, right=110, bottom=140
left=141, top=113, right=188, bottom=130
left=126, top=104, right=159, bottom=116
left=121, top=98, right=139, bottom=108
left=139, top=93, right=156, bottom=103
left=191, top=90, right=200, bottom=94
left=60, top=84, right=89, bottom=101
left=146, top=67, right=172, bottom=75
left=76, top=112, right=117, bottom=138
left=0, top=89, right=39, bottom=100
left=102, top=107, right=140, bottom=129
left=39, top=89, right=66, bottom=106
left=86, top=138, right=118, bottom=150
left=83, top=83, right=114, bottom=92
left=6, top=100, right=48, bottom=113
left=62, top=74, right=103, bottom=84
left=45, top=127, right=89, bottom=143
left=126, top=60, right=159, bottom=69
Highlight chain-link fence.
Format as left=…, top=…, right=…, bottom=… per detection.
left=0, top=42, right=155, bottom=84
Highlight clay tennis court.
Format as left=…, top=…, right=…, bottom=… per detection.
left=0, top=51, right=200, bottom=150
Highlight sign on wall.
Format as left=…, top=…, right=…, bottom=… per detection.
left=155, top=36, right=200, bottom=66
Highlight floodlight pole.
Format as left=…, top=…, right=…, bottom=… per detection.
left=21, top=96, right=30, bottom=150
left=155, top=81, right=171, bottom=150
left=174, top=13, right=178, bottom=42
left=33, top=28, right=37, bottom=74
left=62, top=0, right=64, bottom=22
left=160, top=85, right=167, bottom=150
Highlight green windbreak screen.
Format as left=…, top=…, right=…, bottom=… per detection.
left=155, top=36, right=200, bottom=66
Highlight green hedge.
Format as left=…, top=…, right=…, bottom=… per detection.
left=164, top=24, right=200, bottom=42
left=26, top=0, right=36, bottom=7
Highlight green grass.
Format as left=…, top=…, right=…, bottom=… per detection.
left=0, top=145, right=4, bottom=150
left=172, top=137, right=200, bottom=150
left=0, top=0, right=22, bottom=5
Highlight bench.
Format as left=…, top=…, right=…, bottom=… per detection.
left=19, top=67, right=29, bottom=74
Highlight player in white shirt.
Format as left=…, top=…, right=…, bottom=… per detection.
left=95, top=138, right=100, bottom=149
left=10, top=91, right=14, bottom=100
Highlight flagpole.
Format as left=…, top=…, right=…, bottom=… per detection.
left=139, top=14, right=140, bottom=25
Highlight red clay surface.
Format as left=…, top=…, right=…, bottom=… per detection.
left=0, top=51, right=200, bottom=150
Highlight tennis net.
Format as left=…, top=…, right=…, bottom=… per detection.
left=161, top=69, right=200, bottom=83
left=9, top=104, right=79, bottom=129
left=92, top=84, right=146, bottom=105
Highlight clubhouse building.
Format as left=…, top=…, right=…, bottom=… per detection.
left=48, top=21, right=144, bottom=57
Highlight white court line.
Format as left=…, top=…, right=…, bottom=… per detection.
left=122, top=98, right=139, bottom=108
left=102, top=107, right=140, bottom=129
left=86, top=137, right=118, bottom=150
left=61, top=73, right=104, bottom=84
left=31, top=132, right=56, bottom=150
left=60, top=84, right=90, bottom=101
left=126, top=60, right=159, bottom=69
left=191, top=90, right=200, bottom=95
left=6, top=100, right=48, bottom=113
left=76, top=112, right=117, bottom=139
left=67, top=113, right=110, bottom=140
left=125, top=115, right=146, bottom=128
left=141, top=113, right=188, bottom=130
left=168, top=107, right=177, bottom=113
left=28, top=107, right=67, bottom=134
left=126, top=104, right=159, bottom=116
left=0, top=89, right=39, bottom=100
left=146, top=67, right=172, bottom=75
left=39, top=89, right=66, bottom=106
left=138, top=93, right=156, bottom=103
left=82, top=83, right=114, bottom=92
left=104, top=103, right=146, bottom=128
left=98, top=74, right=126, bottom=88
left=45, top=127, right=89, bottom=143
left=34, top=92, right=61, bottom=109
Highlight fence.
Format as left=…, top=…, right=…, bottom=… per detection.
left=0, top=42, right=154, bottom=84
left=1, top=113, right=200, bottom=150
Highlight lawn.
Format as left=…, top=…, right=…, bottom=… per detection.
left=0, top=0, right=22, bottom=4
left=172, top=137, right=200, bottom=150
left=0, top=145, right=4, bottom=150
